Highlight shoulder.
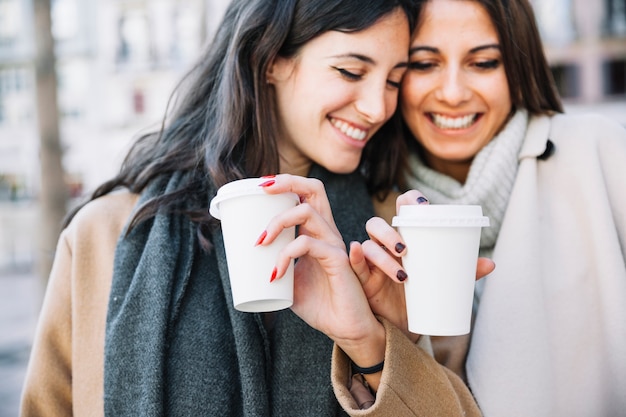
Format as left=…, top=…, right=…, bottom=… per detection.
left=64, top=190, right=139, bottom=249
left=548, top=112, right=626, bottom=143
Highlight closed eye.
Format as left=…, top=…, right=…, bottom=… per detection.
left=332, top=67, right=362, bottom=81
left=475, top=59, right=500, bottom=69
left=408, top=62, right=434, bottom=71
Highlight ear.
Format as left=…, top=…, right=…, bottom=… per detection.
left=266, top=55, right=295, bottom=84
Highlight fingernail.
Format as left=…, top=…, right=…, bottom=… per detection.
left=417, top=196, right=429, bottom=204
left=255, top=230, right=267, bottom=246
left=270, top=267, right=278, bottom=283
left=259, top=180, right=275, bottom=187
left=394, top=242, right=406, bottom=253
left=261, top=174, right=276, bottom=179
left=397, top=270, right=408, bottom=282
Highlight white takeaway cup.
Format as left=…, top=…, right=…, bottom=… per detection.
left=209, top=178, right=299, bottom=313
left=392, top=205, right=489, bottom=336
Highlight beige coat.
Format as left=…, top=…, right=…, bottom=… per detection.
left=20, top=190, right=478, bottom=416
left=466, top=113, right=626, bottom=416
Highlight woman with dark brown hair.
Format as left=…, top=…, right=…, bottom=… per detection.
left=352, top=0, right=626, bottom=415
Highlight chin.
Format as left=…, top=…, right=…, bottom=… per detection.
left=323, top=161, right=360, bottom=175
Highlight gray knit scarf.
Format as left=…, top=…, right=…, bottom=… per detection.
left=405, top=110, right=528, bottom=259
left=104, top=165, right=374, bottom=416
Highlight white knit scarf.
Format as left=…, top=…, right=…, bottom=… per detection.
left=404, top=109, right=529, bottom=259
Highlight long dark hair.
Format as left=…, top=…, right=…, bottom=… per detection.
left=64, top=0, right=419, bottom=248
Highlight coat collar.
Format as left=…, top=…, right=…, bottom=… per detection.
left=519, top=114, right=551, bottom=160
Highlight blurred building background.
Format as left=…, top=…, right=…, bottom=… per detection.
left=0, top=0, right=230, bottom=274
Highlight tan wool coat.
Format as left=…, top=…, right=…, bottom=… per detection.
left=20, top=190, right=478, bottom=417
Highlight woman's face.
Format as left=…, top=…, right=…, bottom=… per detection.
left=268, top=8, right=410, bottom=176
left=400, top=0, right=512, bottom=182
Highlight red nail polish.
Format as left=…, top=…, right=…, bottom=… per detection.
left=261, top=175, right=276, bottom=179
left=255, top=230, right=267, bottom=246
left=270, top=267, right=278, bottom=283
left=259, top=180, right=275, bottom=187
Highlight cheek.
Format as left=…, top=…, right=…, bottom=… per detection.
left=385, top=90, right=400, bottom=118
left=400, top=76, right=429, bottom=110
left=489, top=74, right=512, bottom=109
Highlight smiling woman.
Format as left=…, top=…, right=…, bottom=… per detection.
left=268, top=7, right=409, bottom=177
left=401, top=0, right=513, bottom=182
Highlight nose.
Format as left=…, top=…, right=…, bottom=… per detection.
left=354, top=82, right=392, bottom=124
left=434, top=67, right=471, bottom=105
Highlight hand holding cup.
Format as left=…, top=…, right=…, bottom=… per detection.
left=350, top=190, right=495, bottom=339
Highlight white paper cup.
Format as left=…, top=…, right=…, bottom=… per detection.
left=392, top=205, right=489, bottom=335
left=209, top=178, right=299, bottom=312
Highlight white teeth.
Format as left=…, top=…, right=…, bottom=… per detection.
left=431, top=113, right=477, bottom=130
left=330, top=118, right=367, bottom=140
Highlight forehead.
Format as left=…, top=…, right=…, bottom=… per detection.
left=300, top=9, right=410, bottom=61
left=414, top=0, right=498, bottom=46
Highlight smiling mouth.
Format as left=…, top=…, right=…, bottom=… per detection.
left=329, top=117, right=368, bottom=141
left=430, top=113, right=478, bottom=130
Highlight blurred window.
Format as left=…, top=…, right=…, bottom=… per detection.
left=57, top=60, right=88, bottom=120
left=532, top=0, right=577, bottom=45
left=0, top=67, right=33, bottom=126
left=551, top=64, right=581, bottom=99
left=606, top=0, right=626, bottom=36
left=603, top=59, right=626, bottom=95
left=116, top=9, right=153, bottom=68
left=51, top=0, right=79, bottom=41
left=0, top=0, right=20, bottom=46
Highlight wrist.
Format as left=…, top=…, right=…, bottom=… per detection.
left=351, top=359, right=384, bottom=374
left=337, top=320, right=386, bottom=373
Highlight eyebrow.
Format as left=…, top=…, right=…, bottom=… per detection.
left=330, top=53, right=408, bottom=69
left=409, top=43, right=500, bottom=55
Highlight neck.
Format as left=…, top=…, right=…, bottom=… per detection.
left=279, top=155, right=312, bottom=177
left=423, top=153, right=472, bottom=185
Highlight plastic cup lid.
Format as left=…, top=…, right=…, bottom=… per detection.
left=209, top=178, right=299, bottom=219
left=392, top=204, right=490, bottom=228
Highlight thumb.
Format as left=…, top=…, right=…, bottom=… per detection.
left=349, top=241, right=370, bottom=285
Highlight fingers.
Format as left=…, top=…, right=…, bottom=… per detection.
left=349, top=241, right=370, bottom=285
left=396, top=189, right=430, bottom=213
left=257, top=202, right=345, bottom=250
left=259, top=174, right=337, bottom=228
left=361, top=240, right=407, bottom=283
left=273, top=234, right=348, bottom=282
left=365, top=217, right=406, bottom=255
left=476, top=257, right=496, bottom=280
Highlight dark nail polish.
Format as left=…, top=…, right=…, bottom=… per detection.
left=394, top=242, right=406, bottom=253
left=259, top=180, right=275, bottom=187
left=270, top=267, right=278, bottom=283
left=396, top=270, right=408, bottom=282
left=255, top=230, right=267, bottom=246
left=417, top=196, right=429, bottom=204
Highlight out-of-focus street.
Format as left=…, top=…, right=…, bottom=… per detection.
left=0, top=271, right=40, bottom=417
